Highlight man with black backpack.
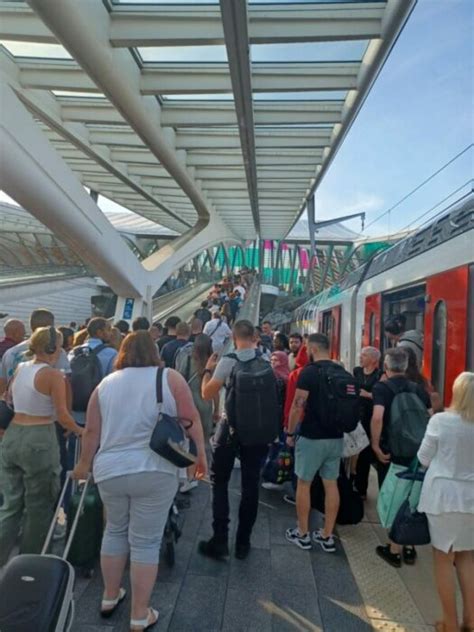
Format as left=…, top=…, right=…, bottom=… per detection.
left=371, top=347, right=431, bottom=567
left=285, top=333, right=359, bottom=552
left=69, top=317, right=117, bottom=416
left=199, top=320, right=279, bottom=560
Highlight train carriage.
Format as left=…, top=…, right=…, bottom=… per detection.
left=293, top=195, right=473, bottom=405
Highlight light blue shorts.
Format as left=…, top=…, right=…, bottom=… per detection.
left=295, top=437, right=343, bottom=482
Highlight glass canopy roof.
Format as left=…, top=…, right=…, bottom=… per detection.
left=0, top=0, right=415, bottom=241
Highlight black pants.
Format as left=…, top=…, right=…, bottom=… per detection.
left=354, top=445, right=374, bottom=496
left=210, top=435, right=268, bottom=545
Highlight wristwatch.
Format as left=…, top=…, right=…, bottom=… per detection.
left=203, top=368, right=213, bottom=376
left=286, top=432, right=295, bottom=437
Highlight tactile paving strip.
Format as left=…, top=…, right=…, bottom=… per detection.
left=338, top=523, right=427, bottom=629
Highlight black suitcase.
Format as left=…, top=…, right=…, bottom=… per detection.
left=0, top=472, right=91, bottom=632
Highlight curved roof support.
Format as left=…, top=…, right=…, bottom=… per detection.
left=26, top=0, right=233, bottom=240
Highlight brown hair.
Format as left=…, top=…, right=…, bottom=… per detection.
left=115, top=330, right=160, bottom=370
left=73, top=328, right=88, bottom=347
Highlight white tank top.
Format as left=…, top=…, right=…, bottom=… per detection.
left=11, top=361, right=55, bottom=418
left=93, top=367, right=180, bottom=483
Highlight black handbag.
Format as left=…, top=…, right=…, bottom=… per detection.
left=149, top=367, right=197, bottom=468
left=389, top=498, right=431, bottom=545
left=0, top=400, right=14, bottom=430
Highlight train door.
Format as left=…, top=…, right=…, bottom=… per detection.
left=363, top=293, right=382, bottom=348
left=381, top=284, right=426, bottom=358
left=320, top=307, right=341, bottom=359
left=424, top=266, right=470, bottom=404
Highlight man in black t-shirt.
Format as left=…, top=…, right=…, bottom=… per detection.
left=371, top=347, right=432, bottom=567
left=285, top=333, right=342, bottom=553
left=157, top=315, right=181, bottom=351
left=161, top=321, right=190, bottom=368
left=353, top=346, right=382, bottom=498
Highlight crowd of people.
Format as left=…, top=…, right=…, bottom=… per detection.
left=0, top=277, right=472, bottom=632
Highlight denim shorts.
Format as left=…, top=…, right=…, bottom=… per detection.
left=295, top=437, right=343, bottom=482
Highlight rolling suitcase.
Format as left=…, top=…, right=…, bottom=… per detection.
left=65, top=437, right=103, bottom=576
left=0, top=472, right=91, bottom=632
left=66, top=480, right=103, bottom=576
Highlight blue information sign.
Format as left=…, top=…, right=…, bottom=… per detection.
left=123, top=298, right=134, bottom=320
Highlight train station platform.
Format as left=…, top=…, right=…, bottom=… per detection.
left=70, top=468, right=441, bottom=632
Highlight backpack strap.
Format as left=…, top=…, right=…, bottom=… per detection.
left=210, top=319, right=223, bottom=337
left=225, top=352, right=238, bottom=360
left=399, top=337, right=423, bottom=352
left=91, top=343, right=108, bottom=355
left=156, top=367, right=164, bottom=404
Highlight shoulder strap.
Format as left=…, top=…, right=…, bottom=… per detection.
left=225, top=352, right=238, bottom=360
left=210, top=319, right=223, bottom=336
left=91, top=343, right=108, bottom=355
left=399, top=337, right=423, bottom=351
left=156, top=367, right=164, bottom=404
left=385, top=379, right=402, bottom=397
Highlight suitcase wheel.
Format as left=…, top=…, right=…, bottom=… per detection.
left=82, top=567, right=95, bottom=579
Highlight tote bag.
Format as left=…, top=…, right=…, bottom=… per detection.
left=377, top=462, right=422, bottom=529
left=342, top=422, right=370, bottom=458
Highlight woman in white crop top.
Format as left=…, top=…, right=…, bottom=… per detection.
left=72, top=331, right=207, bottom=630
left=417, top=372, right=474, bottom=632
left=0, top=327, right=82, bottom=566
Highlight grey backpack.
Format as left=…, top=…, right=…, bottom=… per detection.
left=386, top=381, right=429, bottom=458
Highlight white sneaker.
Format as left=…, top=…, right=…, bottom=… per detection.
left=261, top=481, right=282, bottom=490
left=179, top=479, right=198, bottom=494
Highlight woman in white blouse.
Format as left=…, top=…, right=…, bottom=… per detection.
left=417, top=372, right=474, bottom=632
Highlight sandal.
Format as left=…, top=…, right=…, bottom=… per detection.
left=130, top=607, right=159, bottom=631
left=101, top=587, right=126, bottom=618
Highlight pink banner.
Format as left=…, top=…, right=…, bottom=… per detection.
left=299, top=248, right=309, bottom=270
left=263, top=240, right=273, bottom=250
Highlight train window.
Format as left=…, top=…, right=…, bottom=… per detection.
left=321, top=310, right=333, bottom=338
left=431, top=300, right=447, bottom=400
left=381, top=284, right=426, bottom=355
left=369, top=313, right=376, bottom=346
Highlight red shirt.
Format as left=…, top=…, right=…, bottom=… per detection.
left=0, top=337, right=16, bottom=361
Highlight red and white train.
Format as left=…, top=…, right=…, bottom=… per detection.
left=293, top=195, right=473, bottom=406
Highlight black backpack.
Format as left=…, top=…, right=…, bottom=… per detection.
left=312, top=363, right=360, bottom=434
left=386, top=381, right=430, bottom=459
left=195, top=308, right=211, bottom=325
left=311, top=466, right=364, bottom=525
left=225, top=352, right=280, bottom=446
left=70, top=344, right=108, bottom=411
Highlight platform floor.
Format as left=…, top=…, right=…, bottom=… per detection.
left=69, top=467, right=445, bottom=632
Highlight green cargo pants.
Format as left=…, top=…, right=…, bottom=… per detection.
left=0, top=423, right=60, bottom=566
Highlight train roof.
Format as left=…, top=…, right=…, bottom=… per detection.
left=339, top=193, right=473, bottom=291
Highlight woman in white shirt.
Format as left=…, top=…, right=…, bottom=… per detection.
left=73, top=331, right=207, bottom=631
left=417, top=372, right=474, bottom=632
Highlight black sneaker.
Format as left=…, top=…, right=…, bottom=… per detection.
left=198, top=537, right=229, bottom=560
left=376, top=544, right=402, bottom=568
left=403, top=546, right=417, bottom=565
left=285, top=527, right=312, bottom=550
left=312, top=529, right=336, bottom=553
left=235, top=542, right=251, bottom=560
left=283, top=494, right=296, bottom=506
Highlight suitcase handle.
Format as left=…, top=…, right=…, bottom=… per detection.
left=42, top=471, right=92, bottom=558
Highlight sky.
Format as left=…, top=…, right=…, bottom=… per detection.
left=312, top=0, right=473, bottom=236
left=1, top=0, right=472, bottom=240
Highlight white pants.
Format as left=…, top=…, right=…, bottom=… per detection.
left=98, top=470, right=179, bottom=564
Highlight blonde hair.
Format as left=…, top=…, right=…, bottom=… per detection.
left=28, top=327, right=63, bottom=357
left=450, top=372, right=474, bottom=422
left=73, top=329, right=88, bottom=347
left=108, top=326, right=123, bottom=351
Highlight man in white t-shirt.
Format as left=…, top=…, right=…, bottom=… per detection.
left=233, top=283, right=246, bottom=300
left=203, top=313, right=232, bottom=354
left=0, top=308, right=70, bottom=395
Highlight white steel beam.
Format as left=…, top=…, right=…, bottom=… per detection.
left=0, top=82, right=147, bottom=298
left=25, top=0, right=228, bottom=239
left=220, top=0, right=259, bottom=235
left=109, top=3, right=385, bottom=46
left=17, top=59, right=359, bottom=95
left=58, top=98, right=343, bottom=127
left=0, top=2, right=385, bottom=46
